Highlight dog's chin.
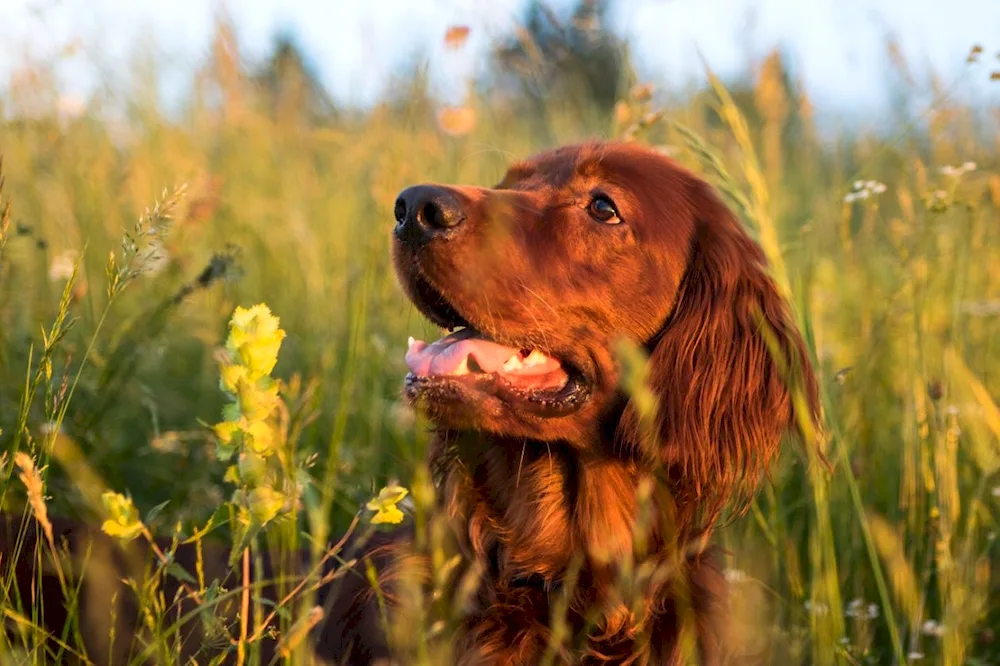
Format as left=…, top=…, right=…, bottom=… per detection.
left=402, top=376, right=597, bottom=442
left=404, top=373, right=590, bottom=439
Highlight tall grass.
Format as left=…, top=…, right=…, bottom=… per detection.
left=0, top=20, right=998, bottom=665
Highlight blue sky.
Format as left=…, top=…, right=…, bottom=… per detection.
left=3, top=0, right=998, bottom=125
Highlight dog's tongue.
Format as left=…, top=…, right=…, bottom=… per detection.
left=405, top=328, right=567, bottom=390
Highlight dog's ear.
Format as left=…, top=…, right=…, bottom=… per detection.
left=618, top=178, right=818, bottom=532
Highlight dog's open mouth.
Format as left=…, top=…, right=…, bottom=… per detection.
left=407, top=328, right=568, bottom=390
left=401, top=271, right=589, bottom=416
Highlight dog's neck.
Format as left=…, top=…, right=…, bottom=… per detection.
left=420, top=429, right=725, bottom=662
left=430, top=430, right=649, bottom=585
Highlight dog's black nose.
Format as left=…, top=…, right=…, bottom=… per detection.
left=394, top=185, right=465, bottom=242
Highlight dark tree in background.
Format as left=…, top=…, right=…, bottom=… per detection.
left=252, top=34, right=338, bottom=125
left=491, top=0, right=636, bottom=122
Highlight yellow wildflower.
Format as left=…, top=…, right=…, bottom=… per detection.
left=238, top=449, right=269, bottom=485
left=214, top=420, right=241, bottom=445
left=243, top=419, right=275, bottom=456
left=248, top=486, right=286, bottom=525
left=236, top=334, right=284, bottom=380
left=213, top=420, right=242, bottom=460
left=229, top=304, right=281, bottom=340
left=227, top=304, right=286, bottom=379
left=219, top=363, right=248, bottom=394
left=100, top=491, right=143, bottom=541
left=224, top=465, right=241, bottom=485
left=236, top=377, right=280, bottom=423
left=213, top=303, right=292, bottom=533
left=366, top=484, right=409, bottom=525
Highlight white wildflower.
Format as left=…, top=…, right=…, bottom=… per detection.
left=845, top=599, right=879, bottom=619
left=844, top=179, right=886, bottom=204
left=921, top=619, right=945, bottom=637
left=940, top=161, right=977, bottom=178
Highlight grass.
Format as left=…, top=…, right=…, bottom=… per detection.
left=0, top=20, right=998, bottom=666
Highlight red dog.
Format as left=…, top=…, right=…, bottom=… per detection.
left=319, top=141, right=818, bottom=664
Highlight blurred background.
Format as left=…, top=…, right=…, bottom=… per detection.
left=4, top=0, right=1000, bottom=123
left=1, top=1, right=999, bottom=664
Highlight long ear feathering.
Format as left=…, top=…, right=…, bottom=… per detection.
left=619, top=177, right=819, bottom=534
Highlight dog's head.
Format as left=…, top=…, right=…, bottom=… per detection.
left=392, top=141, right=817, bottom=514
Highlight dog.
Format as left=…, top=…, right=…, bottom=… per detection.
left=317, top=140, right=818, bottom=664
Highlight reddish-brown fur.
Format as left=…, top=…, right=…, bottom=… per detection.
left=0, top=141, right=817, bottom=665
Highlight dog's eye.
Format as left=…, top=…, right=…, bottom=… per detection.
left=587, top=195, right=621, bottom=224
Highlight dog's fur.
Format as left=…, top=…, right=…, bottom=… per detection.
left=0, top=141, right=817, bottom=665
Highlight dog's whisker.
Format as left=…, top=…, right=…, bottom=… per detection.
left=516, top=439, right=527, bottom=489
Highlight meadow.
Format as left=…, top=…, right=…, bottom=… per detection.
left=0, top=15, right=999, bottom=666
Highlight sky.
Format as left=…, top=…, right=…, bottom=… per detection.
left=2, top=0, right=999, bottom=126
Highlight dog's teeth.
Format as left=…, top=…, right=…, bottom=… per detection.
left=501, top=354, right=523, bottom=372
left=523, top=350, right=548, bottom=367
left=408, top=336, right=415, bottom=350
left=450, top=356, right=470, bottom=376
